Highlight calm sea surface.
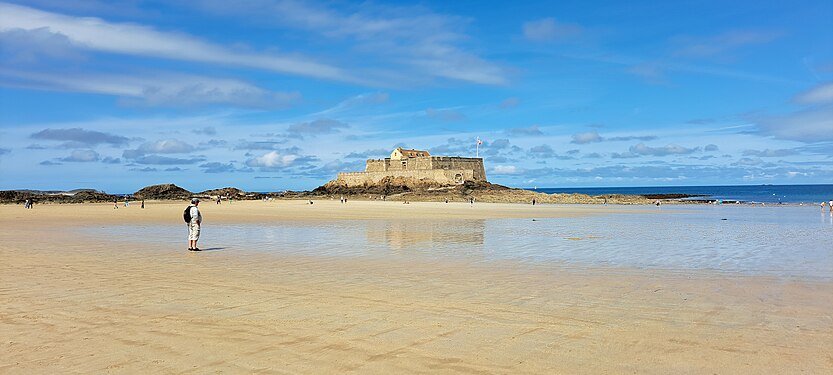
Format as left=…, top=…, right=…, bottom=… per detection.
left=84, top=205, right=833, bottom=280
left=528, top=184, right=833, bottom=204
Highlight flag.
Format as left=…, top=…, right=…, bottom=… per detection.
left=477, top=137, right=483, bottom=145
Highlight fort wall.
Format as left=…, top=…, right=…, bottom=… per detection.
left=336, top=154, right=486, bottom=187
left=336, top=169, right=476, bottom=187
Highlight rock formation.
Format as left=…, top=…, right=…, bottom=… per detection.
left=133, top=184, right=191, bottom=200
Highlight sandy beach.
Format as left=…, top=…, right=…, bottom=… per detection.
left=1, top=200, right=831, bottom=374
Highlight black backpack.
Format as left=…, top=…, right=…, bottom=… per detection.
left=183, top=206, right=192, bottom=223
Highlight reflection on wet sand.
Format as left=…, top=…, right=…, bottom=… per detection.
left=367, top=220, right=485, bottom=251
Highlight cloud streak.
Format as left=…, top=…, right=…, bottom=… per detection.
left=0, top=2, right=353, bottom=82
left=31, top=127, right=129, bottom=146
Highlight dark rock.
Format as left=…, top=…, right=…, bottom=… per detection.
left=133, top=184, right=191, bottom=200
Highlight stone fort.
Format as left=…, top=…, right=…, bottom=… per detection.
left=336, top=147, right=487, bottom=187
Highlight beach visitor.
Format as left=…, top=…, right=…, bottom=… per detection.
left=469, top=197, right=474, bottom=206
left=114, top=199, right=118, bottom=209
left=187, top=198, right=202, bottom=251
left=141, top=199, right=145, bottom=209
left=829, top=200, right=833, bottom=212
left=532, top=198, right=536, bottom=206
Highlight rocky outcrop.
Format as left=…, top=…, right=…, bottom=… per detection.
left=197, top=187, right=265, bottom=200
left=0, top=189, right=119, bottom=203
left=198, top=187, right=244, bottom=197
left=312, top=176, right=509, bottom=196
left=309, top=177, right=661, bottom=204
left=133, top=184, right=191, bottom=200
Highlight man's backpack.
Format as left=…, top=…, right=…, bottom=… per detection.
left=184, top=206, right=192, bottom=223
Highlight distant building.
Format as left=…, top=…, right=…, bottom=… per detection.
left=336, top=147, right=487, bottom=187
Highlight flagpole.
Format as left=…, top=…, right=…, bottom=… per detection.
left=476, top=137, right=480, bottom=158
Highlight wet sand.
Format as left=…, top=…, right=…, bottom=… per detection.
left=1, top=201, right=831, bottom=373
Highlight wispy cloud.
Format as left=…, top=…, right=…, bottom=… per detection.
left=629, top=143, right=699, bottom=157
left=425, top=108, right=465, bottom=122
left=742, top=148, right=798, bottom=157
left=30, top=127, right=129, bottom=147
left=506, top=125, right=543, bottom=136
left=132, top=155, right=205, bottom=165
left=571, top=131, right=602, bottom=144
left=0, top=68, right=301, bottom=109
left=522, top=17, right=582, bottom=42
left=187, top=0, right=508, bottom=85
left=793, top=82, right=833, bottom=104
left=199, top=162, right=252, bottom=173
left=287, top=119, right=350, bottom=138
left=499, top=97, right=520, bottom=109
left=0, top=2, right=353, bottom=82
left=751, top=106, right=833, bottom=142
left=673, top=30, right=781, bottom=58
left=571, top=131, right=657, bottom=144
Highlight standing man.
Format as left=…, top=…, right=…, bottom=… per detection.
left=187, top=198, right=202, bottom=251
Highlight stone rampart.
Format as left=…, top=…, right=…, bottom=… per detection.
left=337, top=169, right=475, bottom=187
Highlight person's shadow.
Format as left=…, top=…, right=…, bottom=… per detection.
left=199, top=247, right=226, bottom=251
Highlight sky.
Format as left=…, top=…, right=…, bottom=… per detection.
left=0, top=0, right=832, bottom=193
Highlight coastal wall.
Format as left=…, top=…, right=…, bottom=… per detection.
left=337, top=169, right=476, bottom=187
left=429, top=157, right=486, bottom=181
left=361, top=157, right=486, bottom=181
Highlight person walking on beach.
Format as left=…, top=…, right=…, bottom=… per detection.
left=829, top=200, right=833, bottom=213
left=141, top=199, right=145, bottom=209
left=187, top=198, right=202, bottom=251
left=113, top=199, right=118, bottom=209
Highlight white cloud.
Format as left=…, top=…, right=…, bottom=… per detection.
left=522, top=18, right=581, bottom=42
left=60, top=149, right=99, bottom=162
left=0, top=3, right=351, bottom=82
left=123, top=139, right=195, bottom=159
left=571, top=131, right=603, bottom=144
left=246, top=151, right=299, bottom=168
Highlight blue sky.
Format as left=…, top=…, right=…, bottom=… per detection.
left=1, top=0, right=831, bottom=193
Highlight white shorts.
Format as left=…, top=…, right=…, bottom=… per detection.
left=188, top=223, right=200, bottom=240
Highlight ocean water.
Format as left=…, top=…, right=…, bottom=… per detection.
left=83, top=205, right=833, bottom=280
left=528, top=184, right=833, bottom=204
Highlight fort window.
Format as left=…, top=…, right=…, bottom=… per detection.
left=401, top=160, right=407, bottom=169
left=454, top=173, right=463, bottom=183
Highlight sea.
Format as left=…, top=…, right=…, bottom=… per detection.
left=525, top=184, right=833, bottom=204
left=85, top=204, right=833, bottom=280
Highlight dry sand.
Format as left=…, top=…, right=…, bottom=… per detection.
left=1, top=200, right=831, bottom=374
